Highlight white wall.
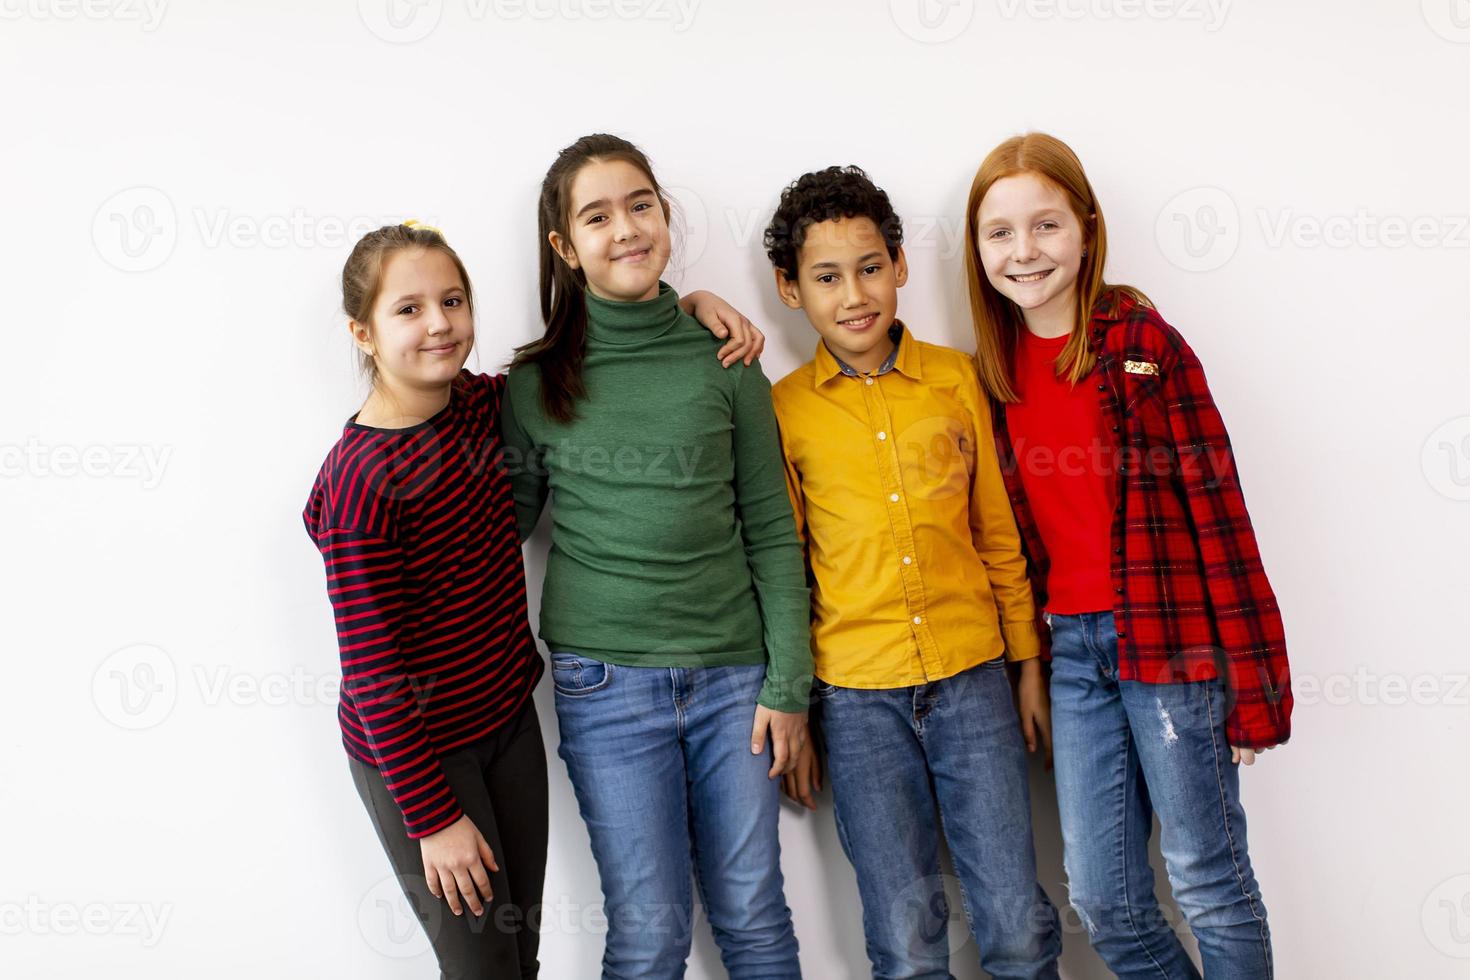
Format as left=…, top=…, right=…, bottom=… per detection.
left=5, top=1, right=1469, bottom=977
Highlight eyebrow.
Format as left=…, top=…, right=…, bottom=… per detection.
left=980, top=208, right=1067, bottom=228
left=388, top=286, right=464, bottom=305
left=807, top=251, right=886, bottom=271
left=575, top=187, right=656, bottom=220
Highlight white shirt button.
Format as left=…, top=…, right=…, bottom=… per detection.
left=902, top=555, right=912, bottom=566
left=865, top=377, right=874, bottom=386
left=913, top=616, right=923, bottom=625
left=889, top=493, right=899, bottom=502
left=877, top=431, right=887, bottom=441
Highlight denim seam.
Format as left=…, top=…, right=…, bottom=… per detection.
left=1205, top=682, right=1273, bottom=978
left=828, top=791, right=883, bottom=971
left=935, top=814, right=978, bottom=943
left=686, top=793, right=712, bottom=964
left=1086, top=612, right=1115, bottom=681
left=671, top=668, right=689, bottom=738
left=1119, top=737, right=1176, bottom=979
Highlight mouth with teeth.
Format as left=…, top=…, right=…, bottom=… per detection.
left=838, top=313, right=878, bottom=331
left=1007, top=269, right=1055, bottom=283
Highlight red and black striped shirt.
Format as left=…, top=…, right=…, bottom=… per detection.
left=992, top=294, right=1293, bottom=749
left=303, top=370, right=542, bottom=839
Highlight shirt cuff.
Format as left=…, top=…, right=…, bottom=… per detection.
left=1001, top=619, right=1042, bottom=663
left=1225, top=703, right=1291, bottom=750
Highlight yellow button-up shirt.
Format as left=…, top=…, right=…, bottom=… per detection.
left=770, top=325, right=1040, bottom=688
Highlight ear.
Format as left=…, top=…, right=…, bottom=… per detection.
left=893, top=246, right=909, bottom=288
left=548, top=229, right=580, bottom=270
left=773, top=267, right=803, bottom=310
left=347, top=319, right=375, bottom=357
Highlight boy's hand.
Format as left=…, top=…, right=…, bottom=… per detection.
left=751, top=705, right=808, bottom=778
left=419, top=814, right=498, bottom=917
left=680, top=289, right=765, bottom=367
left=781, top=736, right=823, bottom=810
left=1013, top=658, right=1053, bottom=767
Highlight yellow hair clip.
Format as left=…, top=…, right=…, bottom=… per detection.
left=403, top=218, right=444, bottom=237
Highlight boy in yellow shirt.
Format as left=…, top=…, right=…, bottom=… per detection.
left=766, top=166, right=1061, bottom=979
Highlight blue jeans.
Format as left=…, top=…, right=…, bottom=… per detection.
left=1049, top=611, right=1272, bottom=979
left=815, top=657, right=1061, bottom=980
left=550, top=654, right=800, bottom=980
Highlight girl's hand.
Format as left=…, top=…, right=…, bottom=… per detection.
left=680, top=290, right=765, bottom=367
left=751, top=705, right=808, bottom=778
left=1231, top=745, right=1275, bottom=766
left=781, top=736, right=823, bottom=811
left=1014, top=659, right=1053, bottom=767
left=419, top=814, right=498, bottom=917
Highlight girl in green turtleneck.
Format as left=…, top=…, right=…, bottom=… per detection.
left=501, top=134, right=809, bottom=978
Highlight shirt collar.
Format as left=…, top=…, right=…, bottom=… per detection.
left=813, top=321, right=920, bottom=387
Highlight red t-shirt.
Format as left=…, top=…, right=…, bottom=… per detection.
left=1004, top=330, right=1115, bottom=614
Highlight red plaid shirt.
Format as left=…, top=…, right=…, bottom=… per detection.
left=992, top=294, right=1293, bottom=749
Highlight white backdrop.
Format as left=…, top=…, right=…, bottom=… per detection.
left=5, top=1, right=1469, bottom=977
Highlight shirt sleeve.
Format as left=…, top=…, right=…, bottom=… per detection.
left=959, top=366, right=1041, bottom=663
left=318, top=528, right=463, bottom=839
left=1162, top=337, right=1293, bottom=748
left=499, top=368, right=550, bottom=544
left=730, top=362, right=814, bottom=713
left=773, top=413, right=808, bottom=551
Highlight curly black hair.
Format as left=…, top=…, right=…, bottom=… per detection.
left=764, top=165, right=903, bottom=279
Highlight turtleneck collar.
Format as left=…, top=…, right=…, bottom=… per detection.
left=583, top=280, right=682, bottom=347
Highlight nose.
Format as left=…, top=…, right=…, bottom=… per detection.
left=612, top=211, right=640, bottom=244
left=424, top=305, right=450, bottom=335
left=841, top=275, right=864, bottom=309
left=1012, top=228, right=1041, bottom=263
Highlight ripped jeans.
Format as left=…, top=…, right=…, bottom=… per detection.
left=1048, top=611, right=1273, bottom=980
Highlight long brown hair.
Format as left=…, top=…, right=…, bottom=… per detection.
left=341, top=222, right=475, bottom=388
left=963, top=132, right=1150, bottom=403
left=511, top=133, right=672, bottom=423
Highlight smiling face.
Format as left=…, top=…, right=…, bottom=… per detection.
left=349, top=246, right=474, bottom=397
left=974, top=171, right=1087, bottom=337
left=551, top=157, right=672, bottom=303
left=774, top=216, right=908, bottom=374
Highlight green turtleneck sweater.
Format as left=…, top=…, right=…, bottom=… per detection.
left=501, top=282, right=812, bottom=713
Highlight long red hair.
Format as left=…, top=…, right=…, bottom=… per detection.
left=963, top=132, right=1151, bottom=403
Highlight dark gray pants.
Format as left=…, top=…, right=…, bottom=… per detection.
left=350, top=698, right=549, bottom=979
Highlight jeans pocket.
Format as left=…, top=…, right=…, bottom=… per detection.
left=549, top=652, right=614, bottom=697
